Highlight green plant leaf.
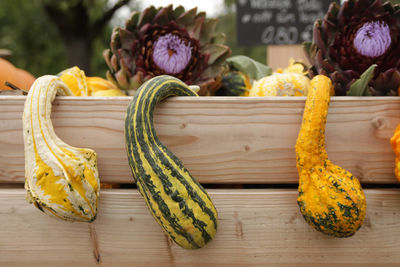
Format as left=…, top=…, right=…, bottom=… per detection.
left=226, top=55, right=272, bottom=80
left=347, top=64, right=377, bottom=96
left=303, top=42, right=312, bottom=57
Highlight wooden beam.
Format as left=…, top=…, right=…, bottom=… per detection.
left=1, top=96, right=399, bottom=184
left=267, top=44, right=310, bottom=71
left=0, top=189, right=399, bottom=266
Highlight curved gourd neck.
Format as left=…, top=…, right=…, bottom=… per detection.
left=135, top=75, right=198, bottom=111
left=28, top=75, right=73, bottom=147
left=296, top=76, right=331, bottom=166
left=125, top=76, right=218, bottom=249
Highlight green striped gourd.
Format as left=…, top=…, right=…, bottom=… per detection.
left=125, top=75, right=218, bottom=249
left=23, top=75, right=99, bottom=222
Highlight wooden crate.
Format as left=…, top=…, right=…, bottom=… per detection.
left=267, top=45, right=309, bottom=71
left=1, top=95, right=400, bottom=266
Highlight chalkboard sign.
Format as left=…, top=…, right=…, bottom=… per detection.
left=236, top=0, right=339, bottom=46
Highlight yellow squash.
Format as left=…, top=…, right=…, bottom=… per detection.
left=295, top=75, right=366, bottom=237
left=23, top=75, right=100, bottom=222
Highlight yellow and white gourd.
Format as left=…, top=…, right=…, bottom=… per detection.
left=249, top=59, right=311, bottom=97
left=23, top=75, right=100, bottom=222
left=59, top=66, right=88, bottom=96
left=59, top=66, right=126, bottom=96
left=249, top=73, right=310, bottom=96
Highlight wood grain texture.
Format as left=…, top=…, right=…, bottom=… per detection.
left=0, top=189, right=399, bottom=266
left=1, top=96, right=400, bottom=184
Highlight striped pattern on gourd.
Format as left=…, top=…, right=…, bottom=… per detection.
left=125, top=75, right=218, bottom=249
left=23, top=75, right=99, bottom=222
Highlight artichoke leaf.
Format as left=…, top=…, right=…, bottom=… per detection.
left=177, top=7, right=197, bottom=26
left=138, top=6, right=157, bottom=28
left=347, top=64, right=377, bottom=96
left=204, top=44, right=231, bottom=65
left=211, top=33, right=226, bottom=45
left=173, top=5, right=185, bottom=18
left=200, top=19, right=217, bottom=44
left=124, top=11, right=140, bottom=32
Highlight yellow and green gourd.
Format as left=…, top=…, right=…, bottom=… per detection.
left=295, top=75, right=366, bottom=237
left=23, top=75, right=99, bottom=222
left=125, top=75, right=218, bottom=249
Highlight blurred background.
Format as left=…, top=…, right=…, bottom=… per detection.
left=0, top=0, right=266, bottom=77
left=2, top=0, right=399, bottom=78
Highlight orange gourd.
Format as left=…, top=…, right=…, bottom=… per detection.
left=390, top=125, right=400, bottom=181
left=0, top=58, right=35, bottom=91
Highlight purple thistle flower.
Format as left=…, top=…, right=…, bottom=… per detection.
left=353, top=21, right=391, bottom=58
left=152, top=34, right=192, bottom=74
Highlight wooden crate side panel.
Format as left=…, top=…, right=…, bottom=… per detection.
left=0, top=189, right=399, bottom=266
left=1, top=96, right=399, bottom=184
left=267, top=44, right=309, bottom=71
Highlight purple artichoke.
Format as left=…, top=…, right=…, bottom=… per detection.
left=103, top=5, right=231, bottom=96
left=305, top=0, right=400, bottom=96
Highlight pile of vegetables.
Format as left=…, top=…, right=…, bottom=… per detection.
left=15, top=0, right=400, bottom=250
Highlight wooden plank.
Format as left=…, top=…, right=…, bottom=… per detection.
left=0, top=189, right=399, bottom=266
left=267, top=44, right=310, bottom=71
left=1, top=96, right=400, bottom=184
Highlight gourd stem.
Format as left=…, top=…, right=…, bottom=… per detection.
left=5, top=81, right=29, bottom=94
left=5, top=81, right=21, bottom=90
